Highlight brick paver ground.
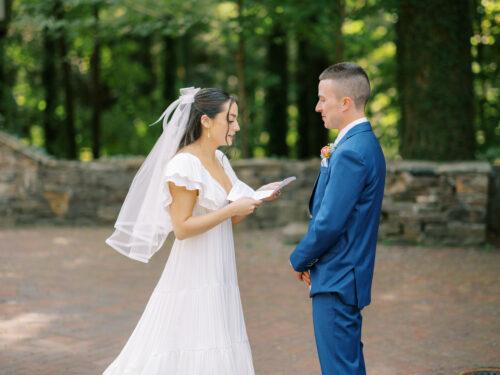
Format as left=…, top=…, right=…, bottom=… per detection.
left=0, top=226, right=499, bottom=375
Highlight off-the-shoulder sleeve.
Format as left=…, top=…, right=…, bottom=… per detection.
left=163, top=153, right=220, bottom=211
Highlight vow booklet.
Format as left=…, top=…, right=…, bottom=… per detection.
left=227, top=176, right=296, bottom=202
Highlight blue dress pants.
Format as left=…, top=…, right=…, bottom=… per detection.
left=312, top=292, right=366, bottom=375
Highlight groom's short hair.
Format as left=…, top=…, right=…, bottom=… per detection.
left=319, top=63, right=371, bottom=109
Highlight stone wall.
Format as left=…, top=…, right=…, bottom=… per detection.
left=381, top=161, right=492, bottom=245
left=0, top=131, right=496, bottom=245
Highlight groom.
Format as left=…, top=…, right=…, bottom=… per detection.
left=290, top=62, right=386, bottom=374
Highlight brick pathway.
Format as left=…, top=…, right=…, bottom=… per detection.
left=0, top=227, right=499, bottom=375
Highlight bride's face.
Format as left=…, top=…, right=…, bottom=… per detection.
left=206, top=101, right=240, bottom=147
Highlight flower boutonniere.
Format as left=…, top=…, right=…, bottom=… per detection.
left=320, top=143, right=336, bottom=167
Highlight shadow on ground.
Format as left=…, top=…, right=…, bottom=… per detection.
left=0, top=227, right=499, bottom=375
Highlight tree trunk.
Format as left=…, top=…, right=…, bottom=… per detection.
left=397, top=0, right=475, bottom=160
left=332, top=0, right=345, bottom=63
left=132, top=34, right=155, bottom=96
left=55, top=0, right=77, bottom=159
left=162, top=35, right=177, bottom=103
left=90, top=4, right=101, bottom=159
left=296, top=42, right=330, bottom=159
left=0, top=0, right=12, bottom=131
left=180, top=32, right=192, bottom=85
left=296, top=1, right=344, bottom=159
left=265, top=23, right=288, bottom=157
left=42, top=22, right=59, bottom=156
left=236, top=0, right=249, bottom=158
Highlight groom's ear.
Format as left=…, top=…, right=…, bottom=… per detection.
left=341, top=96, right=354, bottom=111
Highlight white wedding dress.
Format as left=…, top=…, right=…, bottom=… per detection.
left=103, top=150, right=255, bottom=375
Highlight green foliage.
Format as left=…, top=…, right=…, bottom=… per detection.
left=472, top=0, right=499, bottom=163
left=0, top=0, right=497, bottom=161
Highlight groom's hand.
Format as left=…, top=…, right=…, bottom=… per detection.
left=301, top=271, right=311, bottom=287
left=290, top=265, right=311, bottom=287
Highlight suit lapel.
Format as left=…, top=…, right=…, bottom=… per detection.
left=308, top=122, right=373, bottom=217
left=308, top=173, right=320, bottom=215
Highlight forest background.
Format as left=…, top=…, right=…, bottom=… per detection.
left=0, top=0, right=498, bottom=162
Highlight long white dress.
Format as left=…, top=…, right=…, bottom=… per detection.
left=103, top=150, right=255, bottom=375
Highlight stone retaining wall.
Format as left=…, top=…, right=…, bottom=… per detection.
left=0, top=131, right=496, bottom=245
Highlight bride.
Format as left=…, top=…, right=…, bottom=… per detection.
left=103, top=87, right=280, bottom=374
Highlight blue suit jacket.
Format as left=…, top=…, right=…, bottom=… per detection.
left=290, top=122, right=386, bottom=309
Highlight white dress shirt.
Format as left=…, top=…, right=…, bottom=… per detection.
left=332, top=117, right=368, bottom=147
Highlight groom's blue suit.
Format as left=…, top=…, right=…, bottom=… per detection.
left=290, top=121, right=385, bottom=375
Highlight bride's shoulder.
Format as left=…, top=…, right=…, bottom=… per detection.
left=172, top=145, right=198, bottom=159
left=174, top=145, right=193, bottom=156
left=167, top=150, right=198, bottom=171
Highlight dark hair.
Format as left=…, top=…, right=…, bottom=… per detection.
left=178, top=88, right=236, bottom=150
left=319, top=62, right=371, bottom=109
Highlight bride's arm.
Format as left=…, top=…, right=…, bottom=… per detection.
left=232, top=214, right=248, bottom=225
left=169, top=182, right=260, bottom=240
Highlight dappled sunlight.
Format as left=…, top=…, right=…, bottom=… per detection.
left=0, top=312, right=56, bottom=344
left=379, top=293, right=397, bottom=301
left=52, top=236, right=72, bottom=246
left=61, top=256, right=89, bottom=269
left=0, top=227, right=498, bottom=374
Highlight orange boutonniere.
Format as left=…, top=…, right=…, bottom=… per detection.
left=320, top=143, right=336, bottom=167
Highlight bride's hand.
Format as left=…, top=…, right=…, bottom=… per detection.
left=257, top=181, right=281, bottom=202
left=261, top=189, right=281, bottom=202
left=228, top=198, right=262, bottom=216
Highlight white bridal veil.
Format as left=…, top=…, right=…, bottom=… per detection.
left=105, top=87, right=200, bottom=263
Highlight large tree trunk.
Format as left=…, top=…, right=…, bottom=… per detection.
left=296, top=43, right=329, bottom=159
left=397, top=0, right=475, bottom=160
left=90, top=4, right=101, bottom=159
left=296, top=1, right=344, bottom=159
left=236, top=0, right=249, bottom=158
left=162, top=35, right=177, bottom=104
left=265, top=23, right=288, bottom=157
left=55, top=0, right=77, bottom=159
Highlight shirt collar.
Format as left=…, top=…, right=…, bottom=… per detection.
left=333, top=117, right=368, bottom=147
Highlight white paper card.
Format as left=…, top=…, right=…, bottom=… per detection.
left=227, top=176, right=296, bottom=202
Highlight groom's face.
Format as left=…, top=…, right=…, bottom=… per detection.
left=316, top=79, right=343, bottom=130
